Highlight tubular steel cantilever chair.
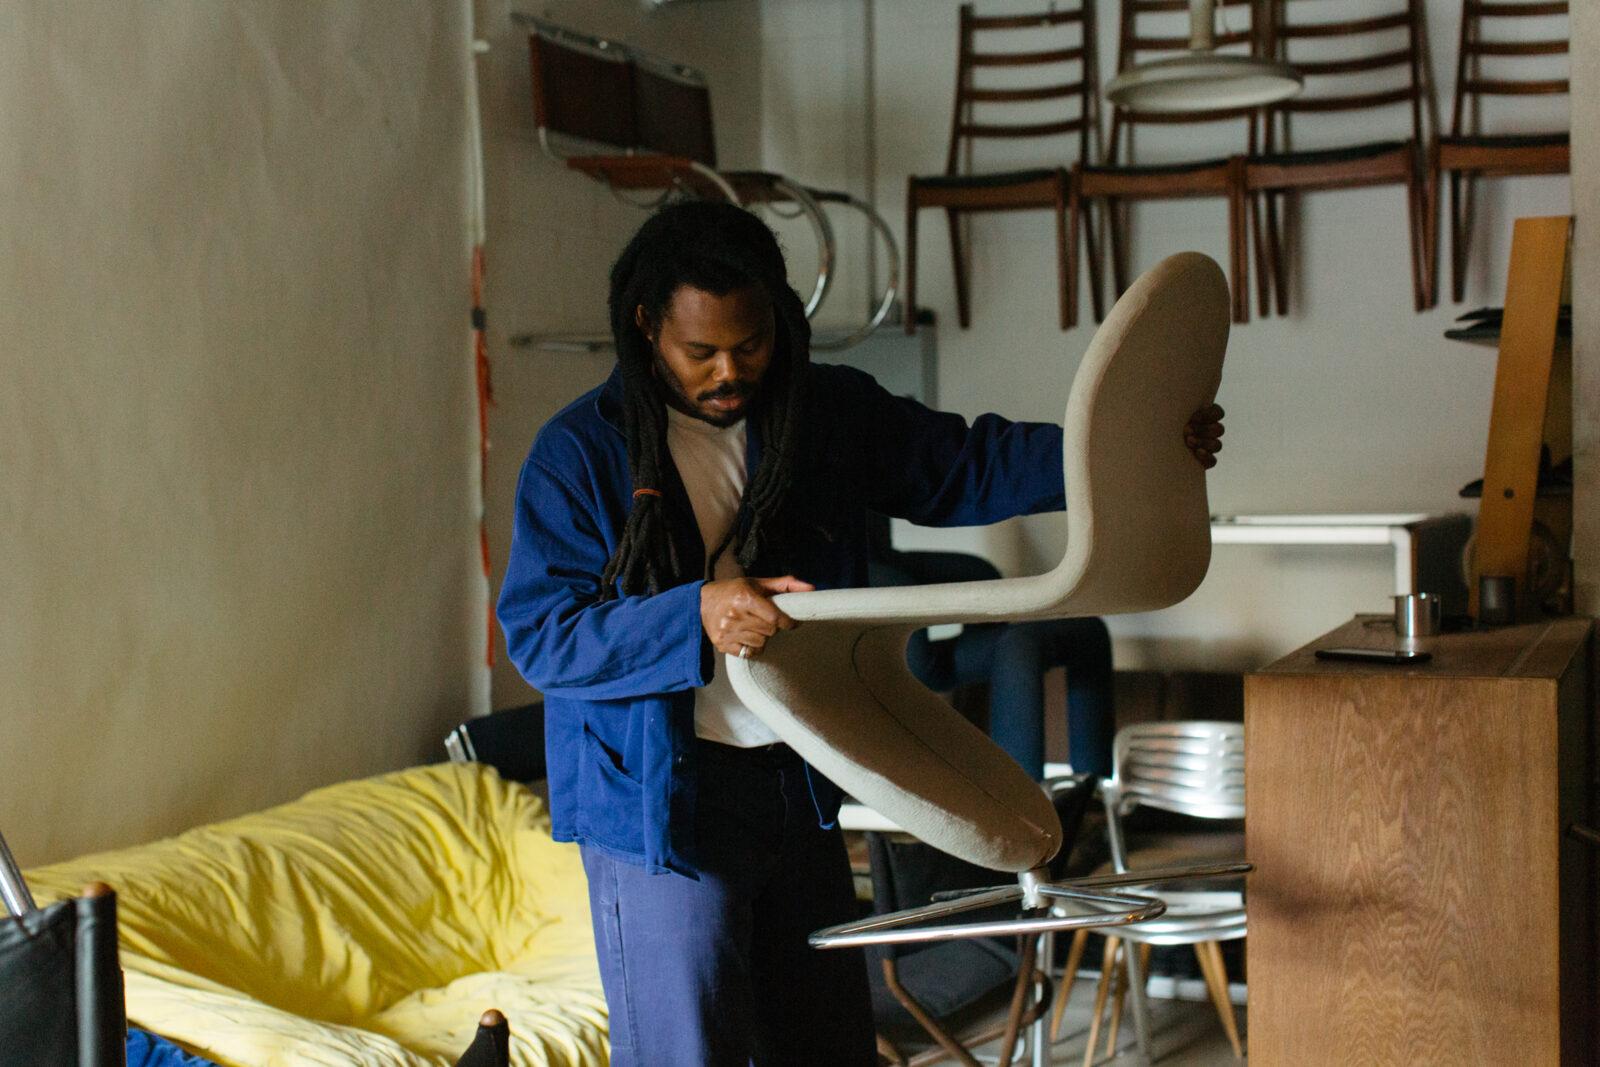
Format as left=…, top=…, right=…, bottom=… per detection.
left=1058, top=722, right=1247, bottom=1065
left=525, top=17, right=899, bottom=349
left=1246, top=0, right=1437, bottom=316
left=1434, top=0, right=1569, bottom=304
left=1074, top=0, right=1261, bottom=326
left=904, top=2, right=1102, bottom=334
left=727, top=252, right=1247, bottom=1063
left=0, top=829, right=126, bottom=1067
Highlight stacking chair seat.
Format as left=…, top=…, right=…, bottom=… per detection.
left=1078, top=157, right=1235, bottom=189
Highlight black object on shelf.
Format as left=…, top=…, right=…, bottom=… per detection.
left=1444, top=305, right=1572, bottom=345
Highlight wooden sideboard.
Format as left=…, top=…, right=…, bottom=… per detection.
left=1245, top=616, right=1597, bottom=1065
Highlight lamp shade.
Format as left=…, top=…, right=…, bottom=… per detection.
left=1105, top=52, right=1303, bottom=112
left=1105, top=0, right=1302, bottom=113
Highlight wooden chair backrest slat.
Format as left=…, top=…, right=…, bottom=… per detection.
left=959, top=118, right=1088, bottom=139
left=1450, top=0, right=1570, bottom=135
left=1262, top=0, right=1428, bottom=150
left=943, top=2, right=1098, bottom=175
left=966, top=46, right=1086, bottom=67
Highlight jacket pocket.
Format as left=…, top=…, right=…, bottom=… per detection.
left=578, top=723, right=644, bottom=853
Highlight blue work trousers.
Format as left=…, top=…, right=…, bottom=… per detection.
left=580, top=740, right=875, bottom=1067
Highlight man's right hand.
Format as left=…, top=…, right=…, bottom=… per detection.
left=701, top=575, right=815, bottom=659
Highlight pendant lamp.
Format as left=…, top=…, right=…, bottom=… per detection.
left=1104, top=0, right=1302, bottom=113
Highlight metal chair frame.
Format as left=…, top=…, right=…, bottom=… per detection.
left=520, top=16, right=899, bottom=351
left=1433, top=0, right=1569, bottom=303
left=1052, top=721, right=1247, bottom=1064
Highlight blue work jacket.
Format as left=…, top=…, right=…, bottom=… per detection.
left=497, top=362, right=1065, bottom=875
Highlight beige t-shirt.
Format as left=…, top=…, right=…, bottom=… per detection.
left=665, top=405, right=781, bottom=747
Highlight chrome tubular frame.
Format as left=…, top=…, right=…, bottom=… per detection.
left=809, top=190, right=901, bottom=352
left=0, top=828, right=36, bottom=917
left=809, top=861, right=1250, bottom=950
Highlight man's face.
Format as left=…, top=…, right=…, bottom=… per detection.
left=638, top=284, right=775, bottom=428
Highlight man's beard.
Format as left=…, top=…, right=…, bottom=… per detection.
left=651, top=349, right=757, bottom=428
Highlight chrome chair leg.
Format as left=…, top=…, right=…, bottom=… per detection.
left=1123, top=935, right=1155, bottom=1065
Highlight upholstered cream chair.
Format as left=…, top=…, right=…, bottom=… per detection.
left=729, top=252, right=1246, bottom=1062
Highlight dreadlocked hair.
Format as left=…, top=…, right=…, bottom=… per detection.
left=598, top=200, right=812, bottom=601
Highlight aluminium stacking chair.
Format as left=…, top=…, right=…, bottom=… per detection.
left=1062, top=722, right=1246, bottom=1065
left=904, top=2, right=1102, bottom=333
left=1434, top=0, right=1570, bottom=304
left=726, top=252, right=1248, bottom=1062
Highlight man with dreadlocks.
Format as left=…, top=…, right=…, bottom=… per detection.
left=498, top=201, right=1225, bottom=1066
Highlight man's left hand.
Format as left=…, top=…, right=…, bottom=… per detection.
left=1186, top=404, right=1225, bottom=469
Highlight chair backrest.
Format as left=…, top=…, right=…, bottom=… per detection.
left=1262, top=0, right=1431, bottom=149
left=444, top=702, right=548, bottom=784
left=1107, top=0, right=1262, bottom=161
left=0, top=886, right=125, bottom=1066
left=1448, top=0, right=1569, bottom=138
left=528, top=22, right=638, bottom=153
left=633, top=52, right=718, bottom=168
left=526, top=18, right=717, bottom=167
left=945, top=2, right=1100, bottom=174
left=1104, top=721, right=1244, bottom=871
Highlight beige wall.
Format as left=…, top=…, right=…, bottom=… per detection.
left=1, top=3, right=482, bottom=865
left=477, top=0, right=765, bottom=707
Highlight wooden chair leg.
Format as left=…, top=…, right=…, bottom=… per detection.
left=1082, top=936, right=1118, bottom=1067
left=1227, top=159, right=1248, bottom=325
left=1250, top=190, right=1273, bottom=319
left=1050, top=928, right=1091, bottom=1041
left=904, top=182, right=920, bottom=335
left=1084, top=195, right=1106, bottom=323
left=945, top=208, right=971, bottom=329
left=1450, top=169, right=1470, bottom=305
left=1195, top=941, right=1245, bottom=1060
left=1406, top=172, right=1427, bottom=312
left=1108, top=199, right=1131, bottom=300
left=1103, top=942, right=1129, bottom=1058
left=1057, top=176, right=1075, bottom=330
left=1267, top=190, right=1289, bottom=316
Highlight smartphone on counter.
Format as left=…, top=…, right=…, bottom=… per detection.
left=1314, top=647, right=1432, bottom=665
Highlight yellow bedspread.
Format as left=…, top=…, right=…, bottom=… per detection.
left=26, top=763, right=608, bottom=1067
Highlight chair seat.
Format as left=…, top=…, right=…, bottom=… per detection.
left=1438, top=132, right=1569, bottom=150
left=1248, top=140, right=1409, bottom=168
left=1080, top=157, right=1230, bottom=177
left=1077, top=158, right=1234, bottom=199
left=1244, top=140, right=1414, bottom=191
left=912, top=168, right=1063, bottom=189
left=870, top=940, right=1022, bottom=1050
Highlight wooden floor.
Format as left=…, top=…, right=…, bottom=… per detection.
left=971, top=975, right=1248, bottom=1066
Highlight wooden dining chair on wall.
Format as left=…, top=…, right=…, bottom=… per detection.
left=1434, top=0, right=1569, bottom=304
left=1246, top=0, right=1437, bottom=316
left=1073, top=0, right=1261, bottom=326
left=904, top=2, right=1102, bottom=333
